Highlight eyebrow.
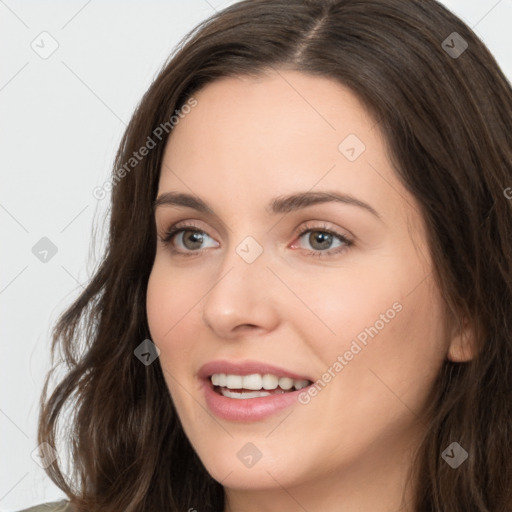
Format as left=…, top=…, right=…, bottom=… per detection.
left=153, top=190, right=381, bottom=220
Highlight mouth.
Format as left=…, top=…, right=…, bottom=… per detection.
left=209, top=372, right=314, bottom=399
left=198, top=359, right=316, bottom=420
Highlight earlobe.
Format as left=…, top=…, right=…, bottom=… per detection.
left=446, top=316, right=477, bottom=363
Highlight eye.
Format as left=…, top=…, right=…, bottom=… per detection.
left=158, top=220, right=354, bottom=259
left=291, top=221, right=353, bottom=259
left=160, top=222, right=218, bottom=257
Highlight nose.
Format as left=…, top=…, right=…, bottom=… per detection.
left=201, top=239, right=281, bottom=339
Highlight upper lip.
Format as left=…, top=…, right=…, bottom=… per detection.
left=198, top=359, right=314, bottom=382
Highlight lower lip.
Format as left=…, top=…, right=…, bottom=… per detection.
left=202, top=378, right=311, bottom=422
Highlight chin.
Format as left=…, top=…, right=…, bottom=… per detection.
left=196, top=443, right=308, bottom=490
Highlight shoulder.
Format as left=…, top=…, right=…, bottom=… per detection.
left=16, top=500, right=74, bottom=512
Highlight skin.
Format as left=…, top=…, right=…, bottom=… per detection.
left=146, top=69, right=474, bottom=512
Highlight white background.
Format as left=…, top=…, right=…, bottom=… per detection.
left=1, top=1, right=511, bottom=510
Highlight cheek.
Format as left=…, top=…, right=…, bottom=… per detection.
left=146, top=264, right=202, bottom=421
left=289, top=267, right=405, bottom=359
left=146, top=257, right=204, bottom=334
left=301, top=265, right=447, bottom=406
left=146, top=263, right=199, bottom=371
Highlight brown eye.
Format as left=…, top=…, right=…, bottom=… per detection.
left=296, top=229, right=350, bottom=253
left=305, top=231, right=335, bottom=251
left=160, top=223, right=219, bottom=257
left=291, top=222, right=354, bottom=259
left=176, top=229, right=206, bottom=250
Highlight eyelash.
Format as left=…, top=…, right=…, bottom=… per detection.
left=159, top=221, right=354, bottom=259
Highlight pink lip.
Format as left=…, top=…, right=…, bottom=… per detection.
left=198, top=359, right=314, bottom=422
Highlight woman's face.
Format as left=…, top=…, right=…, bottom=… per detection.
left=146, top=70, right=456, bottom=499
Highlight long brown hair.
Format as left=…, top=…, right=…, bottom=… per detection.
left=38, top=1, right=512, bottom=510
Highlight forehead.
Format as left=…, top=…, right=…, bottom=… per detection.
left=158, top=70, right=415, bottom=229
left=164, top=70, right=376, bottom=167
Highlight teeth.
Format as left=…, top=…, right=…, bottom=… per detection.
left=221, top=389, right=276, bottom=399
left=225, top=374, right=243, bottom=389
left=278, top=377, right=294, bottom=390
left=293, top=379, right=310, bottom=390
left=211, top=373, right=223, bottom=386
left=243, top=374, right=263, bottom=390
left=210, top=373, right=311, bottom=391
left=262, top=374, right=278, bottom=390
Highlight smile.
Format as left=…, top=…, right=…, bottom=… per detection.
left=211, top=372, right=311, bottom=398
left=198, top=359, right=315, bottom=421
left=202, top=373, right=315, bottom=421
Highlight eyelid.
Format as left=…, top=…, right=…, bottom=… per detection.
left=158, top=218, right=353, bottom=240
left=158, top=220, right=215, bottom=245
left=291, top=220, right=354, bottom=243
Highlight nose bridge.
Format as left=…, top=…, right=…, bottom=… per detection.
left=216, top=224, right=270, bottom=285
left=200, top=231, right=278, bottom=334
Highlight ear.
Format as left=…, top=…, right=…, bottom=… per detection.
left=446, top=315, right=477, bottom=363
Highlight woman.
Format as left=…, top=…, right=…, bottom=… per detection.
left=22, top=0, right=512, bottom=510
